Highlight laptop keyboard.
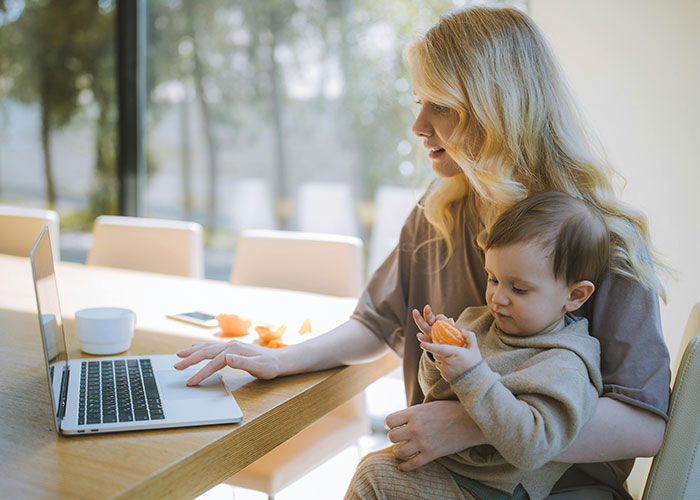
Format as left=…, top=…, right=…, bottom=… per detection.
left=78, top=359, right=165, bottom=426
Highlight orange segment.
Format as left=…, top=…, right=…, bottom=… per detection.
left=431, top=319, right=466, bottom=347
left=255, top=323, right=287, bottom=342
left=299, top=318, right=312, bottom=335
left=216, top=313, right=252, bottom=337
left=253, top=337, right=289, bottom=349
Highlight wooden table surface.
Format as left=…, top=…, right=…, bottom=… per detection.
left=0, top=254, right=398, bottom=499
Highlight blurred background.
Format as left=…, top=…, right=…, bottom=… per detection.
left=1, top=1, right=698, bottom=498
left=1, top=0, right=529, bottom=281
left=1, top=0, right=699, bottom=403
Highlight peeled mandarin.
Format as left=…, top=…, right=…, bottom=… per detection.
left=216, top=313, right=252, bottom=337
left=431, top=319, right=466, bottom=347
left=255, top=323, right=287, bottom=342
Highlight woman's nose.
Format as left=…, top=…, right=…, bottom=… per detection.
left=411, top=106, right=432, bottom=137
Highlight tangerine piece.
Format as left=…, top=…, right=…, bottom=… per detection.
left=431, top=319, right=466, bottom=347
left=264, top=339, right=288, bottom=349
left=299, top=318, right=312, bottom=335
left=216, top=314, right=252, bottom=337
left=255, top=323, right=287, bottom=342
left=253, top=338, right=289, bottom=349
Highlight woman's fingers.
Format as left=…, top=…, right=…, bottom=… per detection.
left=391, top=440, right=420, bottom=461
left=384, top=407, right=410, bottom=430
left=176, top=342, right=209, bottom=357
left=185, top=352, right=228, bottom=386
left=173, top=342, right=227, bottom=370
left=225, top=352, right=280, bottom=380
left=396, top=451, right=433, bottom=472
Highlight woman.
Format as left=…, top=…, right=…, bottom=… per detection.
left=176, top=7, right=670, bottom=499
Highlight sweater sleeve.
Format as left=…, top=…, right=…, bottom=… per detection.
left=450, top=350, right=600, bottom=470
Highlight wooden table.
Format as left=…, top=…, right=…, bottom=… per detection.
left=0, top=254, right=398, bottom=499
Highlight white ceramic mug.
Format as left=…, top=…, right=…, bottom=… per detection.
left=75, top=307, right=136, bottom=355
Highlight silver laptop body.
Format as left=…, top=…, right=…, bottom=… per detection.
left=30, top=226, right=243, bottom=435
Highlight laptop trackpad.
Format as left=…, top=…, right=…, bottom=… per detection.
left=157, top=369, right=227, bottom=400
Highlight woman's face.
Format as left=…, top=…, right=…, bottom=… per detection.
left=412, top=93, right=463, bottom=178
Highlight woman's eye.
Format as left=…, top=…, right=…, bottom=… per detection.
left=430, top=102, right=448, bottom=113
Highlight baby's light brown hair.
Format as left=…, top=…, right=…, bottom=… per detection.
left=482, top=191, right=610, bottom=285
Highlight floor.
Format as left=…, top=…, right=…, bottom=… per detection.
left=59, top=233, right=408, bottom=499
left=197, top=434, right=390, bottom=500
left=195, top=369, right=406, bottom=500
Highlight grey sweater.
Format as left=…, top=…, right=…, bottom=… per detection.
left=419, top=305, right=604, bottom=500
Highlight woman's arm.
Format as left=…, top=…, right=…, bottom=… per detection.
left=174, top=318, right=388, bottom=385
left=554, top=397, right=665, bottom=462
left=385, top=397, right=665, bottom=472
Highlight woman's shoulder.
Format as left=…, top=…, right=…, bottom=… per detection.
left=581, top=270, right=661, bottom=318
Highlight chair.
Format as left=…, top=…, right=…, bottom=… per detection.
left=229, top=229, right=364, bottom=297
left=0, top=205, right=60, bottom=259
left=86, top=215, right=204, bottom=278
left=641, top=303, right=700, bottom=499
left=226, top=229, right=369, bottom=498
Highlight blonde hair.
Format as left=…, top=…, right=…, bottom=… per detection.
left=405, top=7, right=666, bottom=301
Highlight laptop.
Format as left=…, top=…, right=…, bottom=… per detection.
left=29, top=226, right=243, bottom=435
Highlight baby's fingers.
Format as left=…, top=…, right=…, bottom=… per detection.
left=423, top=304, right=436, bottom=325
left=419, top=340, right=459, bottom=356
left=412, top=309, right=432, bottom=337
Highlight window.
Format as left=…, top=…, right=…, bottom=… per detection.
left=0, top=0, right=523, bottom=277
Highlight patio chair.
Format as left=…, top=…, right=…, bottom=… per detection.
left=86, top=215, right=204, bottom=278
left=641, top=302, right=700, bottom=499
left=0, top=205, right=60, bottom=259
left=226, top=228, right=368, bottom=499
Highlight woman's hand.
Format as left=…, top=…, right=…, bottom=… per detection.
left=384, top=400, right=487, bottom=471
left=174, top=340, right=282, bottom=385
left=173, top=319, right=388, bottom=386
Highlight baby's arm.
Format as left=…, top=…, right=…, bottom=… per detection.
left=450, top=351, right=600, bottom=470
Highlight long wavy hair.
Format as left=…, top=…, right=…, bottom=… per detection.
left=404, top=7, right=666, bottom=300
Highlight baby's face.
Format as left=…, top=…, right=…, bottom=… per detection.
left=484, top=242, right=571, bottom=336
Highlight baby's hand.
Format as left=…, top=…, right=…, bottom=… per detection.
left=412, top=304, right=451, bottom=343
left=419, top=328, right=482, bottom=383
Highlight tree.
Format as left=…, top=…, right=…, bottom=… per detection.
left=0, top=0, right=86, bottom=208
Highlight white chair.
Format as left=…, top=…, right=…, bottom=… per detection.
left=641, top=303, right=700, bottom=499
left=86, top=215, right=204, bottom=278
left=230, top=229, right=364, bottom=297
left=226, top=228, right=369, bottom=498
left=0, top=205, right=60, bottom=259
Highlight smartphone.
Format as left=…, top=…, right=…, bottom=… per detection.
left=166, top=311, right=219, bottom=328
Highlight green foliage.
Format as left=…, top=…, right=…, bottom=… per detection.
left=0, top=0, right=117, bottom=218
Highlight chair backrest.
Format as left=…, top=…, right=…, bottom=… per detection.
left=230, top=229, right=363, bottom=297
left=0, top=205, right=60, bottom=259
left=87, top=215, right=204, bottom=278
left=642, top=305, right=700, bottom=500
left=674, top=302, right=700, bottom=376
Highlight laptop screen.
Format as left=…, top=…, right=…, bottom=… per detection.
left=30, top=226, right=69, bottom=429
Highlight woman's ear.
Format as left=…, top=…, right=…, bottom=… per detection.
left=565, top=280, right=595, bottom=312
